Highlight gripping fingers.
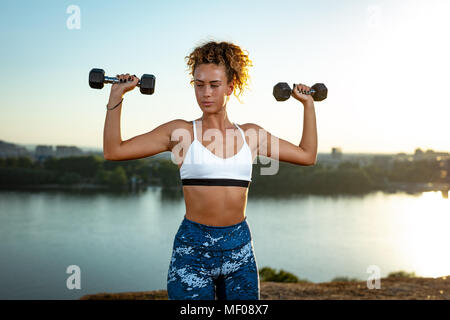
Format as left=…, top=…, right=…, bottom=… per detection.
left=116, top=73, right=135, bottom=83
left=295, top=83, right=311, bottom=95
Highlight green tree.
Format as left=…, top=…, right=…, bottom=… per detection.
left=44, top=155, right=103, bottom=179
left=388, top=270, right=417, bottom=278
left=157, top=159, right=181, bottom=188
left=58, top=172, right=82, bottom=185
left=259, top=266, right=309, bottom=283
left=109, top=166, right=128, bottom=187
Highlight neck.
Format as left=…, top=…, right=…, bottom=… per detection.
left=200, top=113, right=234, bottom=131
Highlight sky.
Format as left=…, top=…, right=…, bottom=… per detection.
left=0, top=0, right=449, bottom=154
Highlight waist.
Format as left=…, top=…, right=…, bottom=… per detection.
left=182, top=178, right=250, bottom=187
left=173, top=215, right=252, bottom=251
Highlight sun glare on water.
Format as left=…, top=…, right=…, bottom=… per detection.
left=395, top=191, right=450, bottom=278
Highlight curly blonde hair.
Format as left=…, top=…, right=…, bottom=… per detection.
left=185, top=40, right=253, bottom=104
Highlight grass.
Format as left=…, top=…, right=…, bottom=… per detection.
left=387, top=270, right=417, bottom=278
left=259, top=267, right=421, bottom=284
left=331, top=276, right=362, bottom=282
left=331, top=270, right=420, bottom=282
left=259, top=267, right=310, bottom=283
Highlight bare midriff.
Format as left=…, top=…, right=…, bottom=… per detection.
left=182, top=185, right=249, bottom=227
left=172, top=120, right=255, bottom=227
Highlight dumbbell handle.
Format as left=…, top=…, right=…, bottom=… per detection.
left=293, top=83, right=316, bottom=95
left=104, top=76, right=144, bottom=87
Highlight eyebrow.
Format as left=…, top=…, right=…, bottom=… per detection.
left=194, top=79, right=222, bottom=83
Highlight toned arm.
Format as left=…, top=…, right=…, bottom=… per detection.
left=244, top=123, right=316, bottom=166
left=105, top=119, right=183, bottom=161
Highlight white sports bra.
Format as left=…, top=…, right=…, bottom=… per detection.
left=179, top=120, right=253, bottom=187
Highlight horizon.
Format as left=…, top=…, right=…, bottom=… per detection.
left=7, top=139, right=448, bottom=157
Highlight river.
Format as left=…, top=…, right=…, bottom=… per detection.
left=0, top=187, right=448, bottom=299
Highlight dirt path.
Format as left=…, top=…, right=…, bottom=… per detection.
left=80, top=275, right=449, bottom=300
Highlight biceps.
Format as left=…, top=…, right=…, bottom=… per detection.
left=276, top=138, right=313, bottom=165
left=113, top=129, right=170, bottom=161
left=258, top=133, right=313, bottom=166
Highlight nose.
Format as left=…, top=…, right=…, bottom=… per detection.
left=204, top=85, right=213, bottom=95
left=202, top=87, right=213, bottom=98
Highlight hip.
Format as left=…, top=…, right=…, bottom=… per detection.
left=173, top=214, right=253, bottom=251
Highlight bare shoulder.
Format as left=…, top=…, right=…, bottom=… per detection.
left=166, top=118, right=192, bottom=149
left=240, top=122, right=266, bottom=136
left=239, top=122, right=266, bottom=152
left=171, top=118, right=198, bottom=133
left=172, top=118, right=190, bottom=126
left=175, top=118, right=197, bottom=128
left=159, top=118, right=190, bottom=136
left=164, top=118, right=193, bottom=132
left=240, top=123, right=260, bottom=130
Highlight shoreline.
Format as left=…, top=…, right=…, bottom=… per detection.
left=1, top=181, right=449, bottom=195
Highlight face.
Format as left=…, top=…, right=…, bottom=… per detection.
left=193, top=63, right=234, bottom=113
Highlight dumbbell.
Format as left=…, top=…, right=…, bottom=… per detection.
left=273, top=82, right=327, bottom=102
left=89, top=68, right=156, bottom=95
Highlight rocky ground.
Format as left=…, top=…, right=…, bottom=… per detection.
left=80, top=275, right=449, bottom=300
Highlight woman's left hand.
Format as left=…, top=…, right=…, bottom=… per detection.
left=291, top=83, right=314, bottom=105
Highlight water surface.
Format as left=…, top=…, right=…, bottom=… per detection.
left=0, top=187, right=448, bottom=299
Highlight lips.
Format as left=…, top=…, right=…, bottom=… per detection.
left=202, top=101, right=214, bottom=105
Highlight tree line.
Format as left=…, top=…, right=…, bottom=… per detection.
left=0, top=155, right=447, bottom=196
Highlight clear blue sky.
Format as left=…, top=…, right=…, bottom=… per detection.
left=1, top=0, right=449, bottom=154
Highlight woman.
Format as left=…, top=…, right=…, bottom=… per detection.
left=103, top=40, right=317, bottom=300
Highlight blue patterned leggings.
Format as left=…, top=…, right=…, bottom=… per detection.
left=167, top=215, right=260, bottom=300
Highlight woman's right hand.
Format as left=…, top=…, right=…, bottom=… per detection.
left=110, top=73, right=140, bottom=97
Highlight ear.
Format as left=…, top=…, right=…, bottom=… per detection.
left=227, top=81, right=234, bottom=96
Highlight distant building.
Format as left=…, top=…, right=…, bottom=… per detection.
left=394, top=152, right=413, bottom=162
left=315, top=148, right=344, bottom=169
left=0, top=140, right=31, bottom=159
left=331, top=147, right=343, bottom=160
left=35, top=145, right=54, bottom=162
left=414, top=148, right=449, bottom=162
left=55, top=145, right=83, bottom=158
left=414, top=148, right=425, bottom=161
